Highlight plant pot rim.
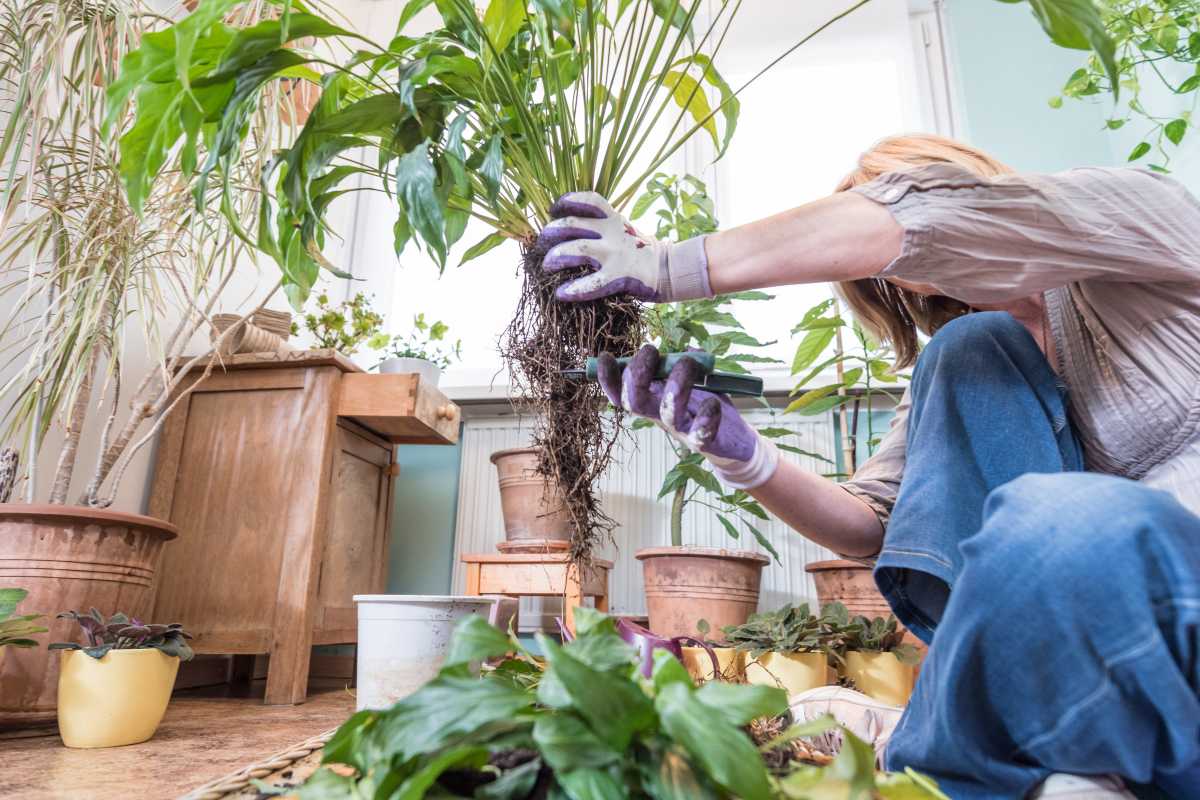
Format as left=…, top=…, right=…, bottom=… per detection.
left=804, top=559, right=870, bottom=572
left=635, top=546, right=770, bottom=565
left=489, top=446, right=542, bottom=463
left=59, top=648, right=177, bottom=660
left=0, top=504, right=177, bottom=540
left=353, top=594, right=497, bottom=605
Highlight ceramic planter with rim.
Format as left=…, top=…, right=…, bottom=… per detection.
left=680, top=646, right=743, bottom=682
left=841, top=651, right=915, bottom=707
left=744, top=651, right=830, bottom=696
left=57, top=648, right=180, bottom=748
left=0, top=504, right=177, bottom=722
left=636, top=547, right=770, bottom=640
left=354, top=594, right=497, bottom=710
left=378, top=356, right=441, bottom=387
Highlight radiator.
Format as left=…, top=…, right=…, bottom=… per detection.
left=450, top=410, right=840, bottom=632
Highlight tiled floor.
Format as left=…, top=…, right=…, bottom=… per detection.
left=1, top=679, right=355, bottom=799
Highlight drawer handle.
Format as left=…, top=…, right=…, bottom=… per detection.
left=437, top=404, right=458, bottom=422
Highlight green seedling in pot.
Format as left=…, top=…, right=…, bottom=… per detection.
left=51, top=609, right=194, bottom=661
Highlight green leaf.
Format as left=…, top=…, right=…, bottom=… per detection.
left=631, top=191, right=658, bottom=220
left=1047, top=95, right=1063, bottom=109
left=1129, top=141, right=1152, bottom=161
left=1179, top=75, right=1200, bottom=94
left=533, top=714, right=622, bottom=773
left=715, top=514, right=740, bottom=541
left=1165, top=118, right=1188, bottom=145
left=790, top=327, right=836, bottom=375
left=395, top=140, right=447, bottom=268
left=460, top=231, right=507, bottom=266
left=777, top=444, right=834, bottom=463
left=640, top=746, right=718, bottom=800
left=537, top=638, right=656, bottom=751
left=483, top=0, right=527, bottom=54
left=475, top=759, right=542, bottom=799
left=481, top=135, right=504, bottom=202
left=557, top=768, right=628, bottom=800
left=744, top=523, right=781, bottom=564
left=756, top=427, right=794, bottom=439
left=693, top=682, right=787, bottom=727
left=655, top=682, right=774, bottom=800
left=670, top=54, right=739, bottom=158
left=443, top=615, right=513, bottom=668
left=784, top=383, right=840, bottom=414
left=394, top=745, right=490, bottom=800
left=1003, top=0, right=1119, bottom=100
left=0, top=588, right=28, bottom=622
left=662, top=71, right=720, bottom=153
left=396, top=0, right=435, bottom=32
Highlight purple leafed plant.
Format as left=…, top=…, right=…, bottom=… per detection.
left=50, top=609, right=193, bottom=661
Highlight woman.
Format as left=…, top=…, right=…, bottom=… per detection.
left=537, top=134, right=1200, bottom=799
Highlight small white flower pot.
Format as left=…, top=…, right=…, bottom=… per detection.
left=377, top=357, right=441, bottom=387
left=353, top=594, right=496, bottom=710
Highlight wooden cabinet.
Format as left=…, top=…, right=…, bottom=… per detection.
left=147, top=350, right=458, bottom=704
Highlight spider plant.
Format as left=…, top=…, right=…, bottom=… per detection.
left=0, top=0, right=286, bottom=506
left=106, top=0, right=878, bottom=304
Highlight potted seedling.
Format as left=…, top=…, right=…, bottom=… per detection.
left=722, top=603, right=838, bottom=696
left=377, top=314, right=462, bottom=387
left=836, top=608, right=922, bottom=707
left=50, top=610, right=193, bottom=748
left=0, top=589, right=47, bottom=671
left=292, top=292, right=390, bottom=362
left=629, top=175, right=827, bottom=639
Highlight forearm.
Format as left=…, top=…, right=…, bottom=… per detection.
left=705, top=191, right=902, bottom=294
left=748, top=458, right=884, bottom=557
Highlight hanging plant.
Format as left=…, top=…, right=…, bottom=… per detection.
left=106, top=0, right=871, bottom=562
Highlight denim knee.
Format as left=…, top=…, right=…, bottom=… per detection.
left=920, top=311, right=1031, bottom=370
left=963, top=473, right=1189, bottom=586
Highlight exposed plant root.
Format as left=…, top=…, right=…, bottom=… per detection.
left=499, top=238, right=645, bottom=566
left=751, top=714, right=837, bottom=774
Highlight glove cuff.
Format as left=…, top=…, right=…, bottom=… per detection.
left=711, top=433, right=780, bottom=491
left=657, top=235, right=713, bottom=302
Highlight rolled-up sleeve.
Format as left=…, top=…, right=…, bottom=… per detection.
left=852, top=164, right=1200, bottom=304
left=840, top=387, right=910, bottom=535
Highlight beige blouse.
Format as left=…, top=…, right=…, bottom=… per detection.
left=842, top=163, right=1200, bottom=525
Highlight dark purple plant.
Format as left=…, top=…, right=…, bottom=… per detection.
left=50, top=609, right=193, bottom=661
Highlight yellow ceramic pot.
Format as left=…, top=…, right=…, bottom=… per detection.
left=57, top=648, right=180, bottom=748
left=744, top=651, right=829, bottom=696
left=680, top=646, right=743, bottom=682
left=841, top=651, right=914, bottom=707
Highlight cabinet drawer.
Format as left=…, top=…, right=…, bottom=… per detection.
left=337, top=373, right=460, bottom=444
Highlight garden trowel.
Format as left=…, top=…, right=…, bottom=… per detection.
left=561, top=351, right=764, bottom=397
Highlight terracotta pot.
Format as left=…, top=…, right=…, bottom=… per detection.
left=744, top=651, right=830, bottom=696
left=57, top=649, right=180, bottom=748
left=0, top=504, right=177, bottom=722
left=841, top=651, right=915, bottom=707
left=806, top=558, right=928, bottom=662
left=636, top=547, right=770, bottom=639
left=680, top=646, right=743, bottom=683
left=490, top=447, right=571, bottom=553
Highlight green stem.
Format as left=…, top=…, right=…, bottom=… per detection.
left=670, top=481, right=686, bottom=547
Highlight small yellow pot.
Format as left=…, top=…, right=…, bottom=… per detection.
left=744, top=651, right=829, bottom=696
left=57, top=648, right=180, bottom=748
left=841, top=651, right=914, bottom=707
left=680, top=646, right=743, bottom=682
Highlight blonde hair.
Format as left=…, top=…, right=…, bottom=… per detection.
left=834, top=133, right=1014, bottom=368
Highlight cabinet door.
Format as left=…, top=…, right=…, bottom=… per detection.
left=315, top=423, right=393, bottom=642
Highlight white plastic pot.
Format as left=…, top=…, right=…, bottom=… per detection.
left=353, top=594, right=496, bottom=710
left=377, top=357, right=441, bottom=387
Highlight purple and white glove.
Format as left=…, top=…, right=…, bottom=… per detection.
left=598, top=345, right=779, bottom=490
left=536, top=191, right=713, bottom=303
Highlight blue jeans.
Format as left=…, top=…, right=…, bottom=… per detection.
left=877, top=313, right=1200, bottom=799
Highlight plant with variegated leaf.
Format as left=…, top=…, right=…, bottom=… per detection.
left=50, top=609, right=194, bottom=661
left=0, top=588, right=47, bottom=649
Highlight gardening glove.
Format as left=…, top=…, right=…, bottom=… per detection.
left=536, top=191, right=712, bottom=303
left=597, top=344, right=779, bottom=490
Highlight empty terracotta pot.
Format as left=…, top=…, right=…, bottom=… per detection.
left=0, top=504, right=177, bottom=722
left=490, top=447, right=571, bottom=553
left=636, top=547, right=770, bottom=640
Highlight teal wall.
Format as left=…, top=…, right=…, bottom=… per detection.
left=944, top=0, right=1119, bottom=171
left=387, top=435, right=463, bottom=595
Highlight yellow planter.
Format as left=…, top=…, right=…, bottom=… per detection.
left=744, top=651, right=829, bottom=696
left=57, top=649, right=180, bottom=748
left=680, top=646, right=743, bottom=682
left=841, top=651, right=914, bottom=707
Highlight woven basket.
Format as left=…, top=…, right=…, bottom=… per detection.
left=251, top=309, right=293, bottom=340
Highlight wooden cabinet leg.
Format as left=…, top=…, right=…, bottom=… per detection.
left=595, top=593, right=609, bottom=614
left=265, top=630, right=315, bottom=705
left=465, top=563, right=482, bottom=595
